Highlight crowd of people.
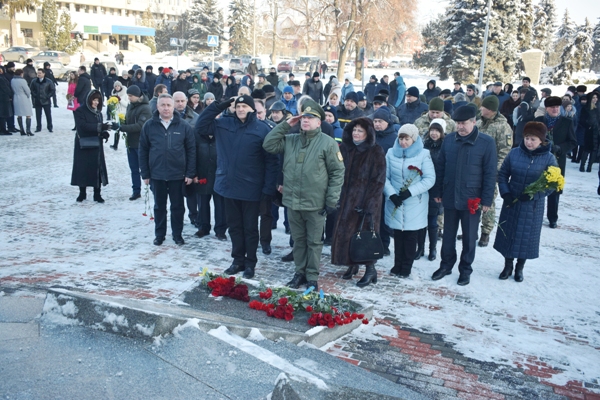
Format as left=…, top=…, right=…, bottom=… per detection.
left=2, top=56, right=599, bottom=288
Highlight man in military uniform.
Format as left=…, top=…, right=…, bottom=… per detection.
left=475, top=95, right=512, bottom=246
left=414, top=98, right=456, bottom=138
left=263, top=99, right=345, bottom=290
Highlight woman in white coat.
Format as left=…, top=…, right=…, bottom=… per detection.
left=384, top=124, right=435, bottom=278
left=10, top=69, right=33, bottom=136
left=109, top=80, right=129, bottom=150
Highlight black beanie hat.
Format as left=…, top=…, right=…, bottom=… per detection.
left=263, top=84, right=275, bottom=93
left=313, top=72, right=320, bottom=78
left=126, top=85, right=141, bottom=97
left=235, top=94, right=256, bottom=111
left=251, top=89, right=266, bottom=99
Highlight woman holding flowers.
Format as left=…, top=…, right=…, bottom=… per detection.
left=384, top=124, right=435, bottom=278
left=494, top=122, right=560, bottom=282
left=331, top=118, right=386, bottom=288
left=108, top=81, right=129, bottom=150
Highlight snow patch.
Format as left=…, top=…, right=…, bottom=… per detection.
left=172, top=318, right=201, bottom=337
left=350, top=321, right=399, bottom=341
left=305, top=325, right=326, bottom=336
left=293, top=358, right=334, bottom=379
left=134, top=323, right=155, bottom=336
left=296, top=341, right=319, bottom=350
left=101, top=311, right=129, bottom=332
left=208, top=326, right=329, bottom=390
left=246, top=328, right=266, bottom=341
left=41, top=294, right=81, bottom=325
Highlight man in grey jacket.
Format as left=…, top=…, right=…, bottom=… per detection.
left=139, top=94, right=196, bottom=246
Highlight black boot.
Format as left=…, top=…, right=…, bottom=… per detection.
left=17, top=117, right=25, bottom=136
left=514, top=259, right=525, bottom=282
left=110, top=129, right=120, bottom=150
left=499, top=258, right=513, bottom=280
left=76, top=186, right=86, bottom=202
left=286, top=273, right=307, bottom=289
left=428, top=225, right=438, bottom=261
left=93, top=187, right=105, bottom=203
left=414, top=228, right=425, bottom=260
left=26, top=118, right=33, bottom=136
left=342, top=265, right=359, bottom=280
left=356, top=264, right=377, bottom=288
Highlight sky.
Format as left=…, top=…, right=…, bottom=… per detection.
left=419, top=0, right=599, bottom=26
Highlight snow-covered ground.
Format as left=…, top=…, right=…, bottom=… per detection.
left=0, top=67, right=599, bottom=387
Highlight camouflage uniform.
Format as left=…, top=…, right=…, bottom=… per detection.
left=414, top=111, right=456, bottom=138
left=476, top=112, right=513, bottom=236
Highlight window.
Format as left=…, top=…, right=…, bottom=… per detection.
left=75, top=4, right=80, bottom=11
left=21, top=29, right=33, bottom=38
left=92, top=6, right=97, bottom=13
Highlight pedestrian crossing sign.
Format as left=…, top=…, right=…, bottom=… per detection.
left=207, top=35, right=219, bottom=47
left=170, top=38, right=179, bottom=47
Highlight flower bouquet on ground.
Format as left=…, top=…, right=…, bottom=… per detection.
left=515, top=165, right=565, bottom=203
left=391, top=165, right=423, bottom=217
left=199, top=268, right=249, bottom=302
left=106, top=96, right=120, bottom=121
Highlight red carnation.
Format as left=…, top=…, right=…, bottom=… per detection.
left=284, top=313, right=293, bottom=321
left=357, top=314, right=364, bottom=319
left=327, top=321, right=335, bottom=329
left=306, top=305, right=313, bottom=312
left=362, top=318, right=369, bottom=324
left=468, top=198, right=481, bottom=215
left=278, top=297, right=288, bottom=306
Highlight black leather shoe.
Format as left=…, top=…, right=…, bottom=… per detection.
left=262, top=244, right=272, bottom=255
left=35, top=128, right=41, bottom=132
left=153, top=237, right=165, bottom=246
left=243, top=266, right=255, bottom=279
left=414, top=247, right=424, bottom=260
left=224, top=264, right=245, bottom=275
left=286, top=273, right=307, bottom=288
left=173, top=236, right=185, bottom=245
left=549, top=222, right=557, bottom=228
left=129, top=193, right=141, bottom=201
left=428, top=249, right=437, bottom=261
left=457, top=273, right=470, bottom=286
left=306, top=280, right=319, bottom=291
left=93, top=194, right=105, bottom=203
left=8, top=127, right=19, bottom=133
left=342, top=265, right=359, bottom=280
left=431, top=267, right=452, bottom=281
left=281, top=251, right=294, bottom=262
left=215, top=233, right=227, bottom=241
left=195, top=229, right=209, bottom=238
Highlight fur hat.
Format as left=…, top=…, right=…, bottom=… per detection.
left=372, top=106, right=391, bottom=124
left=373, top=95, right=387, bottom=104
left=345, top=91, right=358, bottom=104
left=481, top=95, right=499, bottom=112
left=235, top=94, right=256, bottom=111
left=263, top=84, right=275, bottom=93
left=126, top=85, right=141, bottom=97
left=523, top=121, right=547, bottom=143
left=5, top=61, right=15, bottom=69
left=544, top=96, right=562, bottom=108
left=398, top=124, right=419, bottom=142
left=576, top=85, right=587, bottom=93
left=251, top=89, right=266, bottom=99
left=454, top=93, right=466, bottom=102
left=453, top=105, right=477, bottom=121
left=440, top=88, right=452, bottom=96
left=407, top=86, right=419, bottom=98
left=429, top=97, right=444, bottom=111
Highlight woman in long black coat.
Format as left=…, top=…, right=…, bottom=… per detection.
left=579, top=91, right=600, bottom=172
left=0, top=66, right=14, bottom=134
left=71, top=90, right=111, bottom=203
left=331, top=118, right=386, bottom=288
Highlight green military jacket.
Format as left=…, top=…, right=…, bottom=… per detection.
left=414, top=111, right=456, bottom=138
left=476, top=112, right=512, bottom=170
left=263, top=121, right=345, bottom=211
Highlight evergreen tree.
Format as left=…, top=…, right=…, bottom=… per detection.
left=516, top=0, right=534, bottom=51
left=57, top=12, right=79, bottom=54
left=531, top=5, right=548, bottom=51
left=591, top=18, right=600, bottom=72
left=41, top=0, right=58, bottom=50
left=228, top=0, right=252, bottom=55
left=413, top=15, right=446, bottom=73
left=485, top=0, right=520, bottom=81
left=538, top=0, right=557, bottom=61
left=556, top=9, right=576, bottom=41
left=188, top=0, right=224, bottom=53
left=553, top=18, right=594, bottom=83
left=141, top=7, right=156, bottom=55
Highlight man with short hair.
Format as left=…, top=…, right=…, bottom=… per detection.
left=290, top=80, right=302, bottom=101
left=255, top=73, right=267, bottom=90
left=23, top=59, right=36, bottom=86
left=491, top=82, right=510, bottom=109
left=150, top=84, right=168, bottom=113
left=540, top=88, right=551, bottom=100
left=30, top=68, right=55, bottom=133
left=451, top=82, right=464, bottom=96
left=263, top=99, right=345, bottom=290
left=74, top=66, right=91, bottom=108
left=397, top=86, right=428, bottom=125
left=302, top=72, right=324, bottom=104
left=42, top=62, right=59, bottom=108
left=475, top=94, right=513, bottom=247
left=466, top=84, right=478, bottom=103
left=534, top=96, right=577, bottom=228
left=119, top=85, right=152, bottom=201
left=145, top=65, right=157, bottom=95
left=196, top=95, right=279, bottom=279
left=414, top=97, right=456, bottom=137
left=431, top=106, right=497, bottom=286
left=364, top=75, right=378, bottom=103
left=139, top=94, right=196, bottom=246
left=90, top=58, right=107, bottom=95
left=337, top=91, right=364, bottom=128
left=516, top=77, right=538, bottom=100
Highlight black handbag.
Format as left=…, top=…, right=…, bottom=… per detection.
left=77, top=133, right=99, bottom=150
left=349, top=213, right=384, bottom=263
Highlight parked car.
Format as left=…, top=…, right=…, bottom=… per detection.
left=1, top=46, right=39, bottom=63
left=229, top=58, right=244, bottom=72
left=35, top=61, right=71, bottom=81
left=377, top=60, right=389, bottom=68
left=328, top=60, right=339, bottom=70
left=388, top=60, right=401, bottom=69
left=32, top=51, right=72, bottom=65
left=277, top=60, right=296, bottom=73
left=296, top=56, right=319, bottom=72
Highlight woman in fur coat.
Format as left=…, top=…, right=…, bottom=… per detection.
left=331, top=118, right=386, bottom=288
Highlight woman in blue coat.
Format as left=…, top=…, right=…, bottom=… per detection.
left=493, top=122, right=558, bottom=282
left=384, top=124, right=435, bottom=278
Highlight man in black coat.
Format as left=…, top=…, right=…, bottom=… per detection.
left=43, top=62, right=59, bottom=108
left=23, top=59, right=37, bottom=86
left=74, top=66, right=92, bottom=107
left=302, top=72, right=324, bottom=105
left=337, top=91, right=365, bottom=128
left=431, top=106, right=497, bottom=286
left=30, top=69, right=56, bottom=132
left=90, top=58, right=107, bottom=96
left=534, top=96, right=577, bottom=228
left=0, top=66, right=14, bottom=135
left=139, top=94, right=196, bottom=246
left=145, top=65, right=157, bottom=96
left=119, top=85, right=152, bottom=200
